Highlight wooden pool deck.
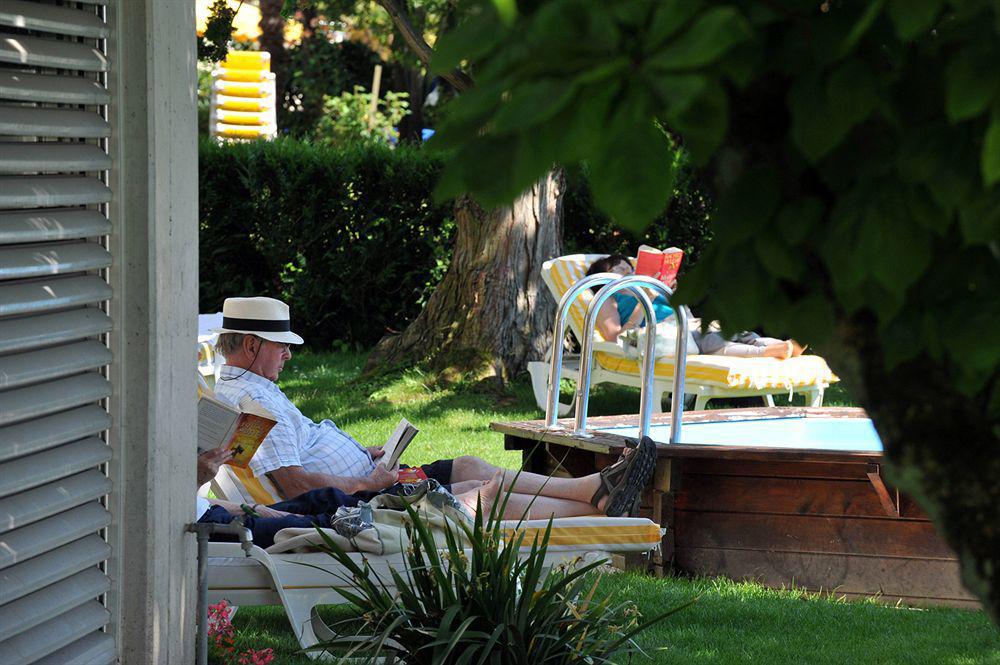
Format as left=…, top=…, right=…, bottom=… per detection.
left=492, top=407, right=978, bottom=609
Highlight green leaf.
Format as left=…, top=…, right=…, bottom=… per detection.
left=492, top=0, right=517, bottom=26
left=754, top=235, right=804, bottom=281
left=827, top=59, right=878, bottom=125
left=865, top=202, right=932, bottom=296
left=945, top=48, right=1000, bottom=122
left=588, top=111, right=678, bottom=233
left=789, top=75, right=852, bottom=163
left=669, top=82, right=728, bottom=164
left=714, top=168, right=781, bottom=243
left=492, top=78, right=578, bottom=134
left=958, top=190, right=1000, bottom=244
left=774, top=197, right=824, bottom=245
left=837, top=0, right=886, bottom=59
left=644, top=72, right=707, bottom=118
left=647, top=7, right=753, bottom=71
left=887, top=0, right=943, bottom=40
left=646, top=0, right=704, bottom=52
left=431, top=4, right=504, bottom=73
left=982, top=110, right=1000, bottom=186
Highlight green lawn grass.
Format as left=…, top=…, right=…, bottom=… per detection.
left=223, top=350, right=999, bottom=664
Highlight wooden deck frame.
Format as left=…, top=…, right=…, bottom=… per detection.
left=493, top=407, right=978, bottom=609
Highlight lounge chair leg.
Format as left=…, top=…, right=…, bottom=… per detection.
left=651, top=387, right=666, bottom=413
left=693, top=395, right=710, bottom=411
left=764, top=394, right=776, bottom=408
left=810, top=387, right=825, bottom=407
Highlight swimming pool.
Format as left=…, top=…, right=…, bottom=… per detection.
left=492, top=407, right=975, bottom=608
left=596, top=415, right=883, bottom=452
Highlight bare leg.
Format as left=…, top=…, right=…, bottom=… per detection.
left=456, top=477, right=601, bottom=521
left=449, top=455, right=501, bottom=483
left=494, top=469, right=603, bottom=505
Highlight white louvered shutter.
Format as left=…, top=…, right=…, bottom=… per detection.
left=0, top=1, right=117, bottom=663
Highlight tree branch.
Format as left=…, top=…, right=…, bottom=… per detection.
left=375, top=0, right=474, bottom=92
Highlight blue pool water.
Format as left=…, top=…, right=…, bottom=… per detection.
left=596, top=417, right=883, bottom=452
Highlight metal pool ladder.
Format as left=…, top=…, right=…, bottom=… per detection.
left=544, top=273, right=688, bottom=443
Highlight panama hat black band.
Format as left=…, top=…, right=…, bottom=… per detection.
left=222, top=316, right=291, bottom=332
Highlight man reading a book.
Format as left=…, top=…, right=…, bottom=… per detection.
left=210, top=297, right=504, bottom=500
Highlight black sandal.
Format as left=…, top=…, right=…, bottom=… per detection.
left=590, top=436, right=657, bottom=517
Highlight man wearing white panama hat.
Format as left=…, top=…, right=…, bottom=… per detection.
left=210, top=296, right=502, bottom=499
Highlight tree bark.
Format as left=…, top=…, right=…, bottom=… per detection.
left=844, top=313, right=1000, bottom=622
left=258, top=0, right=288, bottom=126
left=366, top=171, right=565, bottom=383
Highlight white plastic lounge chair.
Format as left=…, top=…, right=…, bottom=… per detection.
left=205, top=465, right=663, bottom=658
left=530, top=254, right=838, bottom=413
left=197, top=312, right=225, bottom=390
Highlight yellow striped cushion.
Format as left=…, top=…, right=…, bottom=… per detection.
left=595, top=352, right=837, bottom=389
left=213, top=80, right=273, bottom=99
left=214, top=110, right=268, bottom=126
left=222, top=51, right=271, bottom=71
left=231, top=466, right=280, bottom=505
left=216, top=96, right=271, bottom=113
left=542, top=254, right=838, bottom=388
left=214, top=123, right=275, bottom=139
left=217, top=68, right=272, bottom=82
left=503, top=516, right=661, bottom=552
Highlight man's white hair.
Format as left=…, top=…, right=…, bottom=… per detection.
left=215, top=332, right=250, bottom=356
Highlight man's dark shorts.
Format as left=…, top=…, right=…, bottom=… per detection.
left=354, top=458, right=455, bottom=501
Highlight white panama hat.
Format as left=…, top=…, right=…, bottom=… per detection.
left=210, top=296, right=304, bottom=345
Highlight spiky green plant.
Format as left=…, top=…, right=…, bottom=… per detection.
left=306, top=484, right=689, bottom=664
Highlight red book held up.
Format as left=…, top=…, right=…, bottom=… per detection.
left=635, top=245, right=684, bottom=285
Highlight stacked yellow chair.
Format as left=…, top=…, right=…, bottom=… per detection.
left=210, top=51, right=278, bottom=141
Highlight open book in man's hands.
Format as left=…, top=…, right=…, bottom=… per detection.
left=635, top=244, right=684, bottom=285
left=197, top=392, right=276, bottom=468
left=380, top=418, right=419, bottom=469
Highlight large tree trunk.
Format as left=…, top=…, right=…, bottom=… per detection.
left=366, top=171, right=565, bottom=383
left=841, top=314, right=1000, bottom=622
left=392, top=62, right=425, bottom=144
left=258, top=0, right=288, bottom=126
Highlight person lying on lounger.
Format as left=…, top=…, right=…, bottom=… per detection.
left=194, top=437, right=657, bottom=548
left=205, top=296, right=654, bottom=512
left=585, top=254, right=805, bottom=359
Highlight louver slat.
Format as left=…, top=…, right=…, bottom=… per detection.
left=0, top=1, right=109, bottom=39
left=0, top=438, right=111, bottom=499
left=0, top=340, right=112, bottom=390
left=0, top=72, right=108, bottom=105
left=0, top=567, right=109, bottom=642
left=0, top=535, right=109, bottom=605
left=0, top=404, right=110, bottom=463
left=0, top=469, right=110, bottom=532
left=0, top=373, right=111, bottom=426
left=0, top=34, right=107, bottom=72
left=0, top=275, right=111, bottom=317
left=0, top=209, right=111, bottom=244
left=0, top=242, right=112, bottom=281
left=33, top=632, right=116, bottom=665
left=0, top=308, right=112, bottom=355
left=0, top=143, right=111, bottom=174
left=0, top=106, right=111, bottom=138
left=0, top=502, right=110, bottom=569
left=0, top=175, right=110, bottom=208
left=0, top=600, right=109, bottom=664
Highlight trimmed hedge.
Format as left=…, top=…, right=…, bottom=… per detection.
left=199, top=138, right=453, bottom=348
left=200, top=138, right=713, bottom=348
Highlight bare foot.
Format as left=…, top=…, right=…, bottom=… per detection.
left=456, top=473, right=501, bottom=516
left=790, top=340, right=807, bottom=357
left=762, top=342, right=792, bottom=360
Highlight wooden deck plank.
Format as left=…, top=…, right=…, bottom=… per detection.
left=674, top=511, right=955, bottom=559
left=675, top=475, right=929, bottom=520
left=675, top=547, right=976, bottom=603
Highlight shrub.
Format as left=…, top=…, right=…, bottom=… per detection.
left=563, top=161, right=713, bottom=272
left=314, top=86, right=410, bottom=146
left=199, top=137, right=454, bottom=348
left=310, top=491, right=685, bottom=663
left=200, top=139, right=713, bottom=349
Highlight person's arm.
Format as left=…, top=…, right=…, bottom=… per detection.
left=595, top=298, right=644, bottom=341
left=268, top=462, right=399, bottom=499
left=197, top=447, right=234, bottom=487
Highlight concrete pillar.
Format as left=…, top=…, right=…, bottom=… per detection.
left=104, top=0, right=199, bottom=661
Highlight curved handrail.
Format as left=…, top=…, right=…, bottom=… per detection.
left=576, top=275, right=688, bottom=443
left=544, top=273, right=624, bottom=428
